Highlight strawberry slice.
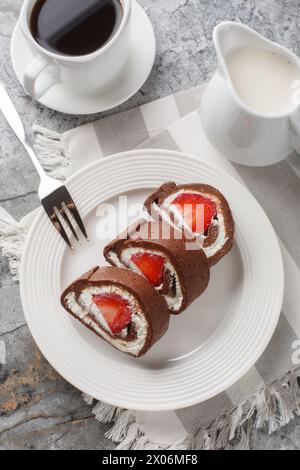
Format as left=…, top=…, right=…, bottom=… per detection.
left=92, top=293, right=132, bottom=335
left=131, top=252, right=165, bottom=287
left=171, top=193, right=217, bottom=233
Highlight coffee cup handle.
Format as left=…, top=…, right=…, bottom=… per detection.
left=23, top=54, right=60, bottom=99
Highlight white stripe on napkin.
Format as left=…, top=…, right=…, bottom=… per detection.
left=62, top=123, right=104, bottom=171
left=140, top=95, right=181, bottom=134
left=0, top=206, right=18, bottom=225
left=167, top=111, right=240, bottom=178
left=0, top=340, right=6, bottom=365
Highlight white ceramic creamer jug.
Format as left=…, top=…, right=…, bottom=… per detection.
left=200, top=21, right=300, bottom=166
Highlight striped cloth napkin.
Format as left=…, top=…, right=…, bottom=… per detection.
left=1, top=85, right=300, bottom=450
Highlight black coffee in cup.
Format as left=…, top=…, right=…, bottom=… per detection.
left=30, top=0, right=123, bottom=56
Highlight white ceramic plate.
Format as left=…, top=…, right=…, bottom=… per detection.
left=11, top=1, right=156, bottom=115
left=20, top=150, right=284, bottom=410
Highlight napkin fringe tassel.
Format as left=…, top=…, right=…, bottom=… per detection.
left=32, top=124, right=71, bottom=181
left=83, top=367, right=300, bottom=450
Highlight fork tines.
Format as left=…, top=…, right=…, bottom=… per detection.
left=42, top=186, right=88, bottom=249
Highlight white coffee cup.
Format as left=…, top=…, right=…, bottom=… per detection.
left=19, top=0, right=132, bottom=99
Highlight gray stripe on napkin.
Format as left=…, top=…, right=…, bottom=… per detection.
left=233, top=160, right=300, bottom=267
left=175, top=393, right=233, bottom=432
left=288, top=152, right=300, bottom=180
left=255, top=314, right=298, bottom=382
left=138, top=129, right=179, bottom=151
left=94, top=108, right=149, bottom=156
left=226, top=367, right=264, bottom=405
left=174, top=86, right=204, bottom=117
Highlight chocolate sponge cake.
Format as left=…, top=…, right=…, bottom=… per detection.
left=61, top=266, right=170, bottom=357
left=104, top=221, right=210, bottom=314
left=144, top=182, right=234, bottom=266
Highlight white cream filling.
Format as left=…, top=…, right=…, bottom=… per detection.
left=107, top=247, right=183, bottom=312
left=65, top=286, right=148, bottom=356
left=158, top=189, right=229, bottom=259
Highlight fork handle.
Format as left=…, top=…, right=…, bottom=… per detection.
left=0, top=83, right=46, bottom=180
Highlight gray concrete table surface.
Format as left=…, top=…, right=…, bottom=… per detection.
left=1, top=0, right=300, bottom=450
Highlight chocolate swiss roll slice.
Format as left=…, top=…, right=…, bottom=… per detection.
left=144, top=182, right=234, bottom=266
left=104, top=221, right=210, bottom=314
left=61, top=266, right=170, bottom=357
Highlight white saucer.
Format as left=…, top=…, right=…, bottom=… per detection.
left=11, top=1, right=156, bottom=115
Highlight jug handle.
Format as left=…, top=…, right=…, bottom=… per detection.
left=289, top=108, right=300, bottom=154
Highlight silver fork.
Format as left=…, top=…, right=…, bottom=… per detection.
left=0, top=83, right=88, bottom=249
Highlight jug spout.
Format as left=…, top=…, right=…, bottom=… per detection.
left=213, top=21, right=277, bottom=76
